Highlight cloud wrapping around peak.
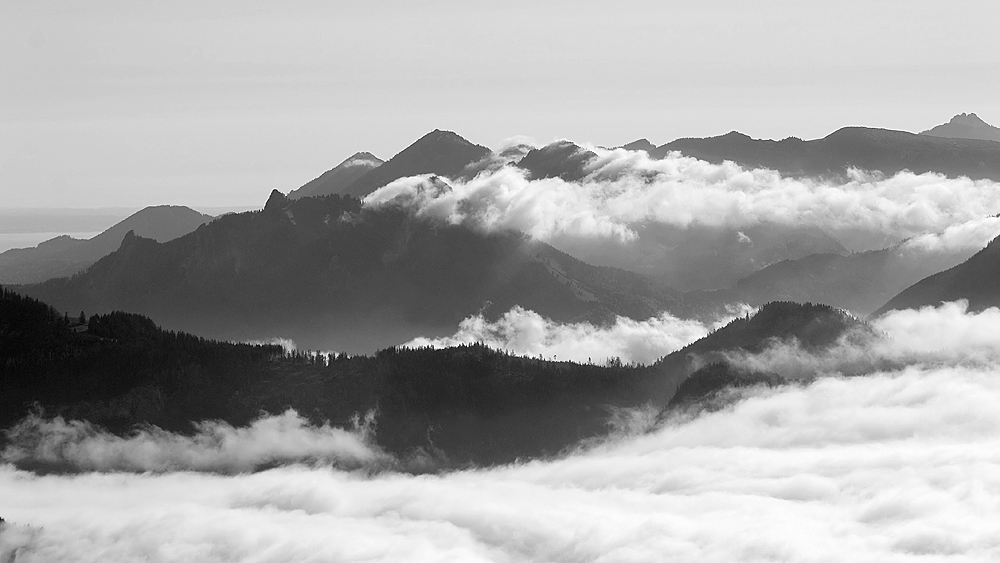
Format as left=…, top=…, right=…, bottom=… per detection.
left=364, top=148, right=1000, bottom=252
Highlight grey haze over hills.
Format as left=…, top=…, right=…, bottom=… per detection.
left=690, top=239, right=985, bottom=318
left=0, top=206, right=212, bottom=284
left=920, top=113, right=1000, bottom=143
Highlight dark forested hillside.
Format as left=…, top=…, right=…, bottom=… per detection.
left=2, top=293, right=872, bottom=467
left=18, top=192, right=692, bottom=353
left=0, top=287, right=284, bottom=432
left=654, top=301, right=870, bottom=403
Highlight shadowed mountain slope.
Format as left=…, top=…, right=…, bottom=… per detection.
left=18, top=192, right=692, bottom=353
left=874, top=236, right=1000, bottom=316
left=0, top=206, right=212, bottom=284
left=288, top=152, right=384, bottom=199
left=340, top=130, right=491, bottom=198
left=653, top=127, right=1000, bottom=181
left=921, top=113, right=1000, bottom=143
left=517, top=140, right=598, bottom=182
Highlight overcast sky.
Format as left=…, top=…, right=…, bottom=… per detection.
left=2, top=0, right=999, bottom=209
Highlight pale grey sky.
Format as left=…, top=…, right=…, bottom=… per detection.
left=2, top=0, right=999, bottom=209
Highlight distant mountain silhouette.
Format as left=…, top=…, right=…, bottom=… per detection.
left=874, top=236, right=1000, bottom=316
left=18, top=193, right=692, bottom=353
left=695, top=240, right=981, bottom=316
left=517, top=140, right=598, bottom=181
left=921, top=113, right=1000, bottom=143
left=652, top=127, right=1000, bottom=181
left=288, top=152, right=384, bottom=199
left=339, top=130, right=491, bottom=198
left=0, top=206, right=212, bottom=284
left=558, top=222, right=846, bottom=292
left=619, top=138, right=657, bottom=153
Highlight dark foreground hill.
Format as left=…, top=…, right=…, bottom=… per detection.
left=17, top=191, right=691, bottom=353
left=653, top=126, right=1000, bottom=181
left=1, top=292, right=870, bottom=467
left=0, top=206, right=212, bottom=285
left=874, top=236, right=1000, bottom=316
left=656, top=301, right=870, bottom=405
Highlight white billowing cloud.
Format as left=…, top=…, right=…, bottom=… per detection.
left=1, top=409, right=386, bottom=473
left=720, top=300, right=1000, bottom=380
left=405, top=305, right=752, bottom=365
left=6, top=363, right=1000, bottom=561
left=901, top=215, right=1000, bottom=254
left=364, top=148, right=1000, bottom=251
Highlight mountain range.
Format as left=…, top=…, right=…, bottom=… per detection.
left=0, top=206, right=212, bottom=284
left=651, top=126, right=1000, bottom=181
left=288, top=130, right=491, bottom=200
left=7, top=113, right=1000, bottom=467
left=16, top=191, right=692, bottom=352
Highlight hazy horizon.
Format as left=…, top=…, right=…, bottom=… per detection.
left=3, top=0, right=998, bottom=209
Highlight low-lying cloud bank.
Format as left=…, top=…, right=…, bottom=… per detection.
left=405, top=305, right=752, bottom=365
left=365, top=147, right=1000, bottom=252
left=5, top=361, right=1000, bottom=561
left=1, top=409, right=386, bottom=473
left=723, top=300, right=1000, bottom=379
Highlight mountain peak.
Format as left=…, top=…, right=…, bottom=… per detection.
left=264, top=189, right=288, bottom=211
left=949, top=112, right=989, bottom=128
left=288, top=152, right=384, bottom=200
left=920, top=112, right=1000, bottom=142
left=414, top=129, right=479, bottom=148
left=620, top=138, right=656, bottom=153
left=342, top=151, right=383, bottom=166
left=338, top=130, right=491, bottom=199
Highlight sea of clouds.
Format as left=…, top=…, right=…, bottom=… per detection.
left=4, top=302, right=1000, bottom=561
